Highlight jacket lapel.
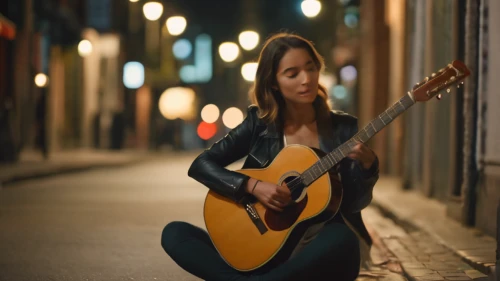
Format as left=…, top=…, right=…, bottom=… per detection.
left=319, top=111, right=343, bottom=152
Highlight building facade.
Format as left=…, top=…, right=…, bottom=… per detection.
left=358, top=0, right=498, bottom=237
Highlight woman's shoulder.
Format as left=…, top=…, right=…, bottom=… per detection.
left=246, top=105, right=266, bottom=125
left=329, top=109, right=358, bottom=124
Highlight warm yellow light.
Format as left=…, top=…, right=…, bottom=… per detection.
left=301, top=0, right=322, bottom=18
left=218, top=42, right=240, bottom=62
left=241, top=62, right=258, bottom=82
left=158, top=87, right=196, bottom=120
left=129, top=0, right=139, bottom=2
left=78, top=40, right=93, bottom=57
left=238, top=31, right=260, bottom=51
left=143, top=2, right=163, bottom=21
left=166, top=16, right=187, bottom=36
left=222, top=107, right=244, bottom=129
left=34, top=73, right=48, bottom=88
left=201, top=104, right=220, bottom=123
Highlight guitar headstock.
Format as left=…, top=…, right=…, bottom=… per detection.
left=412, top=60, right=471, bottom=102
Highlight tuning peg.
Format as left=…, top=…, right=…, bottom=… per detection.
left=437, top=94, right=442, bottom=100
left=457, top=84, right=461, bottom=89
left=431, top=73, right=436, bottom=77
left=446, top=88, right=451, bottom=93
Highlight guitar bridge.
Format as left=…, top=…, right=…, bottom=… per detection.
left=245, top=203, right=268, bottom=235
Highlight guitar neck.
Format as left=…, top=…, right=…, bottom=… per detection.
left=301, top=93, right=416, bottom=186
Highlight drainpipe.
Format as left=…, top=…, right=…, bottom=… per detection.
left=496, top=201, right=499, bottom=279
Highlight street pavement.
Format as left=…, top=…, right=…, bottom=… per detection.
left=0, top=153, right=490, bottom=281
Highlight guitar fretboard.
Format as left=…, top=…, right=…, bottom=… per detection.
left=301, top=94, right=415, bottom=186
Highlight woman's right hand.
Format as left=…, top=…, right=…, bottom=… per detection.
left=245, top=178, right=292, bottom=212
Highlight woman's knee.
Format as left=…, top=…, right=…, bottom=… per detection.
left=161, top=221, right=194, bottom=253
left=322, top=223, right=360, bottom=255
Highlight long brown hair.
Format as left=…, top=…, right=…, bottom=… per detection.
left=249, top=32, right=331, bottom=125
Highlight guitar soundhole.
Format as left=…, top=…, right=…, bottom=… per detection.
left=265, top=194, right=308, bottom=231
left=283, top=176, right=305, bottom=201
left=263, top=175, right=308, bottom=231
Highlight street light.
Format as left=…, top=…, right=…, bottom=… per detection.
left=172, top=39, right=192, bottom=59
left=34, top=73, right=49, bottom=88
left=143, top=2, right=163, bottom=21
left=238, top=31, right=260, bottom=51
left=158, top=87, right=196, bottom=120
left=166, top=16, right=187, bottom=36
left=201, top=104, right=220, bottom=123
left=241, top=62, right=258, bottom=82
left=78, top=40, right=93, bottom=57
left=123, top=62, right=145, bottom=89
left=222, top=107, right=244, bottom=129
left=218, top=42, right=239, bottom=63
left=301, top=0, right=322, bottom=18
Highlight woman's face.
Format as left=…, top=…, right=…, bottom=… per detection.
left=275, top=48, right=319, bottom=105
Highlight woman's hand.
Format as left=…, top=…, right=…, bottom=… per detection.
left=347, top=143, right=377, bottom=170
left=245, top=178, right=292, bottom=212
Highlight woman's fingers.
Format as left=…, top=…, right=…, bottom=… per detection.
left=266, top=200, right=284, bottom=212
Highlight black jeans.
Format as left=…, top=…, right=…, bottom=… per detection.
left=161, top=216, right=360, bottom=281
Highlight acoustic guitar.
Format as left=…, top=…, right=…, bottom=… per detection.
left=203, top=60, right=471, bottom=271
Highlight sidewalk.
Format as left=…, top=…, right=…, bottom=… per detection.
left=0, top=148, right=155, bottom=186
left=370, top=177, right=497, bottom=281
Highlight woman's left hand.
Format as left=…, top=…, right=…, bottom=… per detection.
left=347, top=143, right=377, bottom=170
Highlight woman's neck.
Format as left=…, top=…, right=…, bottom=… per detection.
left=283, top=103, right=316, bottom=126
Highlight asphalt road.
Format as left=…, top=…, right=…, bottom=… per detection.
left=0, top=154, right=207, bottom=281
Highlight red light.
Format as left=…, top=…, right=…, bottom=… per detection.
left=197, top=121, right=217, bottom=140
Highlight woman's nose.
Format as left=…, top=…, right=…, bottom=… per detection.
left=301, top=71, right=311, bottom=85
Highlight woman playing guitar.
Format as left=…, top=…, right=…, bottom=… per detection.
left=161, top=32, right=379, bottom=281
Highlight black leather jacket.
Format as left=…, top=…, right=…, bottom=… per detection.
left=188, top=105, right=379, bottom=246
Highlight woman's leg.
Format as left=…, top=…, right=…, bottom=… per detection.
left=162, top=220, right=359, bottom=281
left=161, top=221, right=250, bottom=281
left=256, top=221, right=360, bottom=281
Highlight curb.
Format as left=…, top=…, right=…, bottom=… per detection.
left=370, top=199, right=496, bottom=280
left=0, top=157, right=150, bottom=187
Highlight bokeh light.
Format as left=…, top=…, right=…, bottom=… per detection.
left=344, top=14, right=359, bottom=28
left=166, top=16, right=187, bottom=36
left=197, top=122, right=217, bottom=140
left=123, top=62, right=145, bottom=89
left=301, top=0, right=322, bottom=18
left=241, top=62, right=258, bottom=82
left=158, top=87, right=196, bottom=120
left=333, top=85, right=348, bottom=99
left=340, top=65, right=357, bottom=82
left=179, top=65, right=197, bottom=83
left=201, top=104, right=220, bottom=123
left=222, top=107, right=244, bottom=129
left=78, top=40, right=93, bottom=57
left=238, top=31, right=260, bottom=51
left=34, top=73, right=48, bottom=88
left=218, top=42, right=240, bottom=62
left=143, top=2, right=163, bottom=21
left=172, top=39, right=192, bottom=60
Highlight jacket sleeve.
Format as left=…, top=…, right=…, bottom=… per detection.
left=338, top=119, right=379, bottom=213
left=187, top=106, right=257, bottom=203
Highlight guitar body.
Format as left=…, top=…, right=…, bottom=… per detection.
left=203, top=144, right=343, bottom=272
